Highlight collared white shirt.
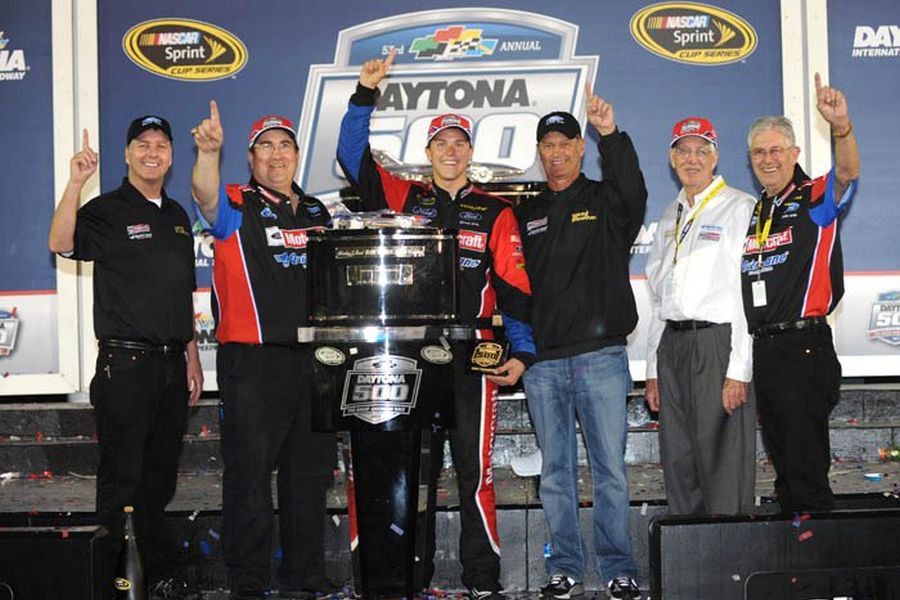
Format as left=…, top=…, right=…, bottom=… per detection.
left=645, top=175, right=755, bottom=381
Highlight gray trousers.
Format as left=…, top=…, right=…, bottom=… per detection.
left=657, top=323, right=756, bottom=515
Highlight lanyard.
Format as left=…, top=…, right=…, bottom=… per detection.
left=753, top=182, right=796, bottom=274
left=673, top=177, right=726, bottom=264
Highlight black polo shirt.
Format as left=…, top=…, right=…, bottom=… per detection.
left=68, top=178, right=196, bottom=344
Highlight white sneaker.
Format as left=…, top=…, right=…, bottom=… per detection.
left=510, top=448, right=542, bottom=477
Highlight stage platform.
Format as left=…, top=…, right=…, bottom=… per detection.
left=1, top=386, right=899, bottom=598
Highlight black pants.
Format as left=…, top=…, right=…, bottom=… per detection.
left=423, top=357, right=501, bottom=590
left=90, top=346, right=189, bottom=598
left=217, top=344, right=337, bottom=593
left=753, top=325, right=841, bottom=512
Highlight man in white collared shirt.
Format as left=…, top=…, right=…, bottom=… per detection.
left=645, top=117, right=756, bottom=515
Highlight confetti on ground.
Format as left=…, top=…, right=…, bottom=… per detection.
left=390, top=523, right=404, bottom=536
left=797, top=530, right=814, bottom=542
left=188, top=509, right=200, bottom=521
left=332, top=515, right=340, bottom=526
left=207, top=528, right=220, bottom=540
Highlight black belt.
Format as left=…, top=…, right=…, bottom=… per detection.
left=751, top=316, right=829, bottom=338
left=666, top=319, right=716, bottom=331
left=100, top=339, right=186, bottom=354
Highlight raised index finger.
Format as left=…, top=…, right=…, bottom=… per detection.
left=384, top=47, right=397, bottom=69
left=209, top=99, right=220, bottom=125
left=81, top=128, right=90, bottom=150
left=584, top=80, right=593, bottom=101
left=814, top=72, right=823, bottom=95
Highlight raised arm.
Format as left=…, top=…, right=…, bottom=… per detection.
left=584, top=81, right=616, bottom=137
left=586, top=82, right=647, bottom=239
left=815, top=72, right=860, bottom=200
left=337, top=48, right=396, bottom=184
left=337, top=49, right=413, bottom=212
left=191, top=100, right=224, bottom=224
left=49, top=129, right=98, bottom=253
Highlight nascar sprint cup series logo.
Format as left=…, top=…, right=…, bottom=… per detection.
left=295, top=8, right=598, bottom=198
left=630, top=2, right=757, bottom=65
left=123, top=18, right=247, bottom=81
left=341, top=355, right=422, bottom=425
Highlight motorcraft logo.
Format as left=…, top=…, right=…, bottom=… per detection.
left=744, top=227, right=793, bottom=254
left=867, top=291, right=900, bottom=346
left=630, top=2, right=757, bottom=65
left=0, top=31, right=29, bottom=82
left=0, top=307, right=20, bottom=356
left=341, top=355, right=422, bottom=425
left=458, top=229, right=488, bottom=252
left=122, top=18, right=247, bottom=81
left=852, top=25, right=900, bottom=58
left=126, top=223, right=152, bottom=240
left=296, top=8, right=598, bottom=197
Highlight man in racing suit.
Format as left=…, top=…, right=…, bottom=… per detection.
left=337, top=49, right=534, bottom=599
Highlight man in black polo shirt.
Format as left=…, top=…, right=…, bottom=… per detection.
left=741, top=73, right=860, bottom=512
left=191, top=102, right=336, bottom=600
left=48, top=117, right=202, bottom=600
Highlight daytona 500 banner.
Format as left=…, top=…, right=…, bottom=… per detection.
left=94, top=0, right=784, bottom=376
left=3, top=0, right=898, bottom=387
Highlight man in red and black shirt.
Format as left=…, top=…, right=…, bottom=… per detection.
left=741, top=73, right=860, bottom=512
left=191, top=103, right=336, bottom=600
left=337, top=50, right=534, bottom=599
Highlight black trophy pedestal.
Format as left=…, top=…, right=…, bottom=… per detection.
left=301, top=326, right=471, bottom=599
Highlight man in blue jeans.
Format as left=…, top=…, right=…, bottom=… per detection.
left=513, top=85, right=646, bottom=600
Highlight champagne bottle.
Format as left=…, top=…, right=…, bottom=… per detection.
left=114, top=506, right=146, bottom=599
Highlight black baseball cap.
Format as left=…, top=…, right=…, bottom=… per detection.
left=127, top=115, right=173, bottom=144
left=536, top=111, right=582, bottom=141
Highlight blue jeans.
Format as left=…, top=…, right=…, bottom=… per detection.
left=523, top=345, right=637, bottom=581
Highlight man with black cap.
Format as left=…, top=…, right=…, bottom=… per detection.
left=514, top=85, right=645, bottom=600
left=49, top=116, right=202, bottom=600
left=336, top=50, right=534, bottom=599
left=191, top=102, right=336, bottom=600
left=644, top=117, right=756, bottom=517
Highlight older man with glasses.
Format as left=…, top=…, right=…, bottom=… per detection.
left=645, top=117, right=757, bottom=516
left=740, top=73, right=860, bottom=513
